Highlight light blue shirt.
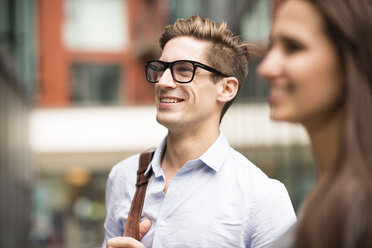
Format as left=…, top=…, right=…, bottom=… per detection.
left=103, top=133, right=296, bottom=247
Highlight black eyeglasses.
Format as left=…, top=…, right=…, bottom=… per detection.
left=145, top=59, right=230, bottom=84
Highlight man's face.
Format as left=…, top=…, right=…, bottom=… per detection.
left=155, top=36, right=222, bottom=133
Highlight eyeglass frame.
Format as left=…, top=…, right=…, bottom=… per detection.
left=145, top=59, right=230, bottom=84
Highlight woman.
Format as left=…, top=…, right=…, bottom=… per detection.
left=258, top=0, right=372, bottom=247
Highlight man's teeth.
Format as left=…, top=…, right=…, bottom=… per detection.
left=161, top=98, right=181, bottom=103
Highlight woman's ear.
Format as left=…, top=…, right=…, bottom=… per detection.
left=217, top=77, right=239, bottom=103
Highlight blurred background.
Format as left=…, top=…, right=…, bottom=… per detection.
left=0, top=0, right=315, bottom=247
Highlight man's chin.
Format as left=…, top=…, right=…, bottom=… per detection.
left=156, top=115, right=173, bottom=128
left=156, top=115, right=184, bottom=132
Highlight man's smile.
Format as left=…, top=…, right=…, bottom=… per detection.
left=160, top=97, right=184, bottom=103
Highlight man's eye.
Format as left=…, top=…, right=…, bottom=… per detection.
left=175, top=66, right=193, bottom=75
left=150, top=65, right=160, bottom=72
left=179, top=66, right=193, bottom=72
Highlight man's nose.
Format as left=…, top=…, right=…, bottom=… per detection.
left=157, top=68, right=177, bottom=88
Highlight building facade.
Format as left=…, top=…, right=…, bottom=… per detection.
left=0, top=0, right=37, bottom=246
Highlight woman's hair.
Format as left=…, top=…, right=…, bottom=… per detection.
left=294, top=0, right=372, bottom=247
left=159, top=15, right=251, bottom=119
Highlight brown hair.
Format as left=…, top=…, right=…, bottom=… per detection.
left=159, top=15, right=251, bottom=120
left=293, top=0, right=372, bottom=247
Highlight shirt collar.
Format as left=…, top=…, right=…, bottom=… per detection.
left=145, top=132, right=231, bottom=175
left=199, top=132, right=231, bottom=172
left=145, top=136, right=166, bottom=177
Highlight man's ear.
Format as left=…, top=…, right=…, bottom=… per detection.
left=217, top=77, right=239, bottom=103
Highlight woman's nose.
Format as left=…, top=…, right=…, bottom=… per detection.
left=258, top=49, right=283, bottom=79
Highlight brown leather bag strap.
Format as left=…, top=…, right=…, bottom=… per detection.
left=123, top=149, right=155, bottom=240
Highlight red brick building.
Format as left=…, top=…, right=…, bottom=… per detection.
left=38, top=0, right=169, bottom=107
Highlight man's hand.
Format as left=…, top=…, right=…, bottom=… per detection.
left=107, top=219, right=152, bottom=248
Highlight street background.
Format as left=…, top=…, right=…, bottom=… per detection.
left=0, top=0, right=314, bottom=247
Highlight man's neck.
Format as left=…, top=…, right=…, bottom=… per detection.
left=159, top=125, right=220, bottom=193
left=163, top=126, right=220, bottom=171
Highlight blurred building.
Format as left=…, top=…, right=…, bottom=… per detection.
left=0, top=0, right=37, bottom=247
left=0, top=54, right=33, bottom=248
left=27, top=0, right=315, bottom=247
left=32, top=0, right=170, bottom=247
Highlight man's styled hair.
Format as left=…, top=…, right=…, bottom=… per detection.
left=159, top=15, right=251, bottom=120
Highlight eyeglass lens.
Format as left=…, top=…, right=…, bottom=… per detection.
left=147, top=61, right=195, bottom=83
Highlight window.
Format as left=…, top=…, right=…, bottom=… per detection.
left=70, top=63, right=121, bottom=106
left=63, top=0, right=129, bottom=52
left=170, top=0, right=204, bottom=22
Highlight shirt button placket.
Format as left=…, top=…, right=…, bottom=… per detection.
left=159, top=220, right=166, bottom=228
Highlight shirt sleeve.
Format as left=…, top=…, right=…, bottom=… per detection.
left=101, top=166, right=123, bottom=248
left=250, top=180, right=297, bottom=248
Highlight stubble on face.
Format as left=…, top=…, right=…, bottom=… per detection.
left=154, top=37, right=221, bottom=134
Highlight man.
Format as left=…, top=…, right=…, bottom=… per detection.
left=104, top=15, right=296, bottom=248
